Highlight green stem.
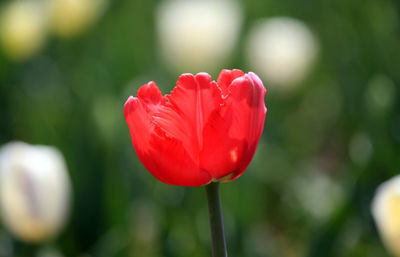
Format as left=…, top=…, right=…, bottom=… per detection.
left=205, top=182, right=228, bottom=257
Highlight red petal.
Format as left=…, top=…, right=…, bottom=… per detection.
left=124, top=82, right=212, bottom=186
left=145, top=129, right=212, bottom=186
left=124, top=96, right=155, bottom=158
left=154, top=73, right=222, bottom=166
left=201, top=72, right=267, bottom=180
left=137, top=81, right=166, bottom=114
left=123, top=82, right=166, bottom=168
left=217, top=69, right=245, bottom=96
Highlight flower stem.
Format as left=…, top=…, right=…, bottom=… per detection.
left=205, top=182, right=228, bottom=257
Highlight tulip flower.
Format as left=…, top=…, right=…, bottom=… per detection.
left=0, top=142, right=71, bottom=243
left=371, top=175, right=400, bottom=257
left=124, top=69, right=266, bottom=186
left=124, top=69, right=266, bottom=257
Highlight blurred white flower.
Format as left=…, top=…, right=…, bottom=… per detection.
left=0, top=142, right=71, bottom=243
left=45, top=0, right=107, bottom=38
left=156, top=0, right=242, bottom=73
left=0, top=1, right=47, bottom=61
left=290, top=169, right=344, bottom=221
left=372, top=175, right=400, bottom=257
left=246, top=17, right=318, bottom=90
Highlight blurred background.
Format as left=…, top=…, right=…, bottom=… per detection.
left=0, top=0, right=400, bottom=256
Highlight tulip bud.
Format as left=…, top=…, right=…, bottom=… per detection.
left=371, top=175, right=400, bottom=257
left=45, top=0, right=107, bottom=38
left=0, top=1, right=47, bottom=61
left=0, top=142, right=71, bottom=243
left=156, top=0, right=242, bottom=73
left=245, top=17, right=318, bottom=90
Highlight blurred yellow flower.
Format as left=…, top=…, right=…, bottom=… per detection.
left=372, top=175, right=400, bottom=257
left=46, top=0, right=106, bottom=38
left=0, top=142, right=71, bottom=243
left=0, top=1, right=47, bottom=61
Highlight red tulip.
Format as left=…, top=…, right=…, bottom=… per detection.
left=124, top=69, right=267, bottom=186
